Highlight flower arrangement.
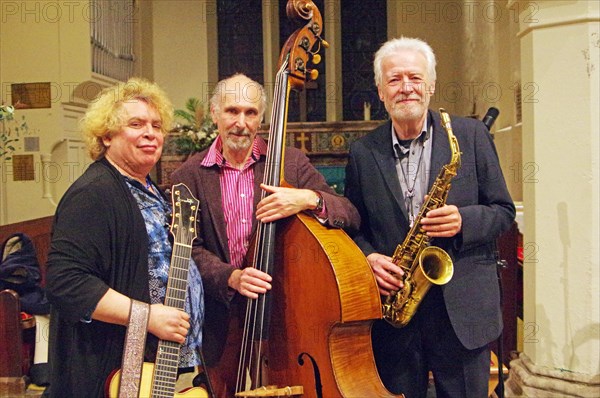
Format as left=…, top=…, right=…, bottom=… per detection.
left=1, top=105, right=24, bottom=160
left=171, top=98, right=217, bottom=157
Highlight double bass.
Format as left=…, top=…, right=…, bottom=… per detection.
left=207, top=1, right=405, bottom=397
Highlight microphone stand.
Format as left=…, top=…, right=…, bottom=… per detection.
left=484, top=107, right=506, bottom=398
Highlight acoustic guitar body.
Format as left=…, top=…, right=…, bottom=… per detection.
left=106, top=362, right=208, bottom=398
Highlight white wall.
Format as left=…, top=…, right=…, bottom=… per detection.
left=0, top=0, right=91, bottom=224
left=150, top=0, right=217, bottom=113
left=520, top=0, right=599, bottom=375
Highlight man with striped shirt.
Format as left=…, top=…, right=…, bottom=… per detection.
left=170, top=74, right=360, bottom=367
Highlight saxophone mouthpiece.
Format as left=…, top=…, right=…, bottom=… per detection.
left=439, top=108, right=452, bottom=129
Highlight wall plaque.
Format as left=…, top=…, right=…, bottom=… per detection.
left=11, top=83, right=51, bottom=109
left=12, top=154, right=35, bottom=181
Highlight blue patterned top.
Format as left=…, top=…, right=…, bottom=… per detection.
left=126, top=178, right=204, bottom=367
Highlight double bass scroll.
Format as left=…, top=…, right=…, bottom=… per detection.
left=278, top=0, right=329, bottom=91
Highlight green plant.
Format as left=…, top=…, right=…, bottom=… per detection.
left=0, top=105, right=29, bottom=160
left=172, top=98, right=217, bottom=156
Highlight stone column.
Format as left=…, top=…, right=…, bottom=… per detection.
left=324, top=0, right=343, bottom=121
left=262, top=0, right=279, bottom=120
left=507, top=0, right=599, bottom=396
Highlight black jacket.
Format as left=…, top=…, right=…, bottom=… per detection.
left=345, top=110, right=516, bottom=349
left=46, top=158, right=152, bottom=397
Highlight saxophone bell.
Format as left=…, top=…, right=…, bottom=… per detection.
left=419, top=246, right=454, bottom=285
left=383, top=246, right=454, bottom=328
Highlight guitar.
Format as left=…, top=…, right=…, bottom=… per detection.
left=107, top=183, right=208, bottom=398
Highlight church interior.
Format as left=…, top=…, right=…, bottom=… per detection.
left=1, top=0, right=598, bottom=397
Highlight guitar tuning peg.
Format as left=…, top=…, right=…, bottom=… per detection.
left=309, top=69, right=319, bottom=81
left=312, top=54, right=321, bottom=65
left=321, top=39, right=330, bottom=48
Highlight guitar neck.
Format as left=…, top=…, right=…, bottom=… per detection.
left=150, top=242, right=192, bottom=396
left=151, top=339, right=181, bottom=397
left=164, top=242, right=192, bottom=310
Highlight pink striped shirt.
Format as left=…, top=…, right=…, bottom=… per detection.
left=201, top=136, right=268, bottom=268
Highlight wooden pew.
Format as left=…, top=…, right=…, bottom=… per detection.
left=0, top=216, right=53, bottom=395
left=0, top=216, right=54, bottom=287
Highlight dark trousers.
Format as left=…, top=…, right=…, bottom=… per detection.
left=372, top=286, right=491, bottom=398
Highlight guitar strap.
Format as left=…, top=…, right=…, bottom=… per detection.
left=118, top=299, right=150, bottom=398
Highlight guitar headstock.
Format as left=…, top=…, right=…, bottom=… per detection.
left=278, top=0, right=329, bottom=91
left=170, top=183, right=200, bottom=245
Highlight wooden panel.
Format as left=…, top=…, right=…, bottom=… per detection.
left=491, top=221, right=522, bottom=368
left=0, top=289, right=26, bottom=397
left=159, top=120, right=382, bottom=188
left=12, top=155, right=35, bottom=182
left=258, top=120, right=381, bottom=165
left=0, top=216, right=54, bottom=287
left=11, top=83, right=51, bottom=109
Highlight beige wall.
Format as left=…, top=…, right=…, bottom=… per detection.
left=519, top=0, right=599, bottom=375
left=149, top=0, right=217, bottom=111
left=0, top=0, right=218, bottom=224
left=0, top=0, right=91, bottom=224
left=388, top=0, right=523, bottom=201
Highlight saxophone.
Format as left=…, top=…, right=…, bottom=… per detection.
left=382, top=108, right=461, bottom=328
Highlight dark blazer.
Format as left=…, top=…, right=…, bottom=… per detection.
left=170, top=140, right=360, bottom=363
left=345, top=110, right=515, bottom=349
left=46, top=158, right=152, bottom=397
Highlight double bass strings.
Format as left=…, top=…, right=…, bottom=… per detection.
left=236, top=59, right=290, bottom=393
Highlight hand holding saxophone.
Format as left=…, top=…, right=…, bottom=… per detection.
left=366, top=253, right=405, bottom=296
left=420, top=201, right=462, bottom=238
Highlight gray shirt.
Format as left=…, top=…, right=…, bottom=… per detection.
left=392, top=121, right=432, bottom=226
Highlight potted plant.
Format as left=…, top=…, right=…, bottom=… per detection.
left=1, top=105, right=37, bottom=161
left=171, top=98, right=217, bottom=157
left=0, top=105, right=17, bottom=160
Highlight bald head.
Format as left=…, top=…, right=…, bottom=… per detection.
left=210, top=74, right=267, bottom=119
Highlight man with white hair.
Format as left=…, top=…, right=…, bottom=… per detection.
left=345, top=38, right=515, bottom=398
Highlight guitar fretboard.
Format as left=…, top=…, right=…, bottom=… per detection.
left=150, top=240, right=193, bottom=396
left=163, top=242, right=192, bottom=310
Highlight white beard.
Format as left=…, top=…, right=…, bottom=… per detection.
left=388, top=101, right=427, bottom=123
left=224, top=130, right=252, bottom=152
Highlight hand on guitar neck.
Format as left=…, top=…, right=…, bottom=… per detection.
left=92, top=289, right=191, bottom=344
left=106, top=183, right=207, bottom=397
left=147, top=303, right=190, bottom=344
